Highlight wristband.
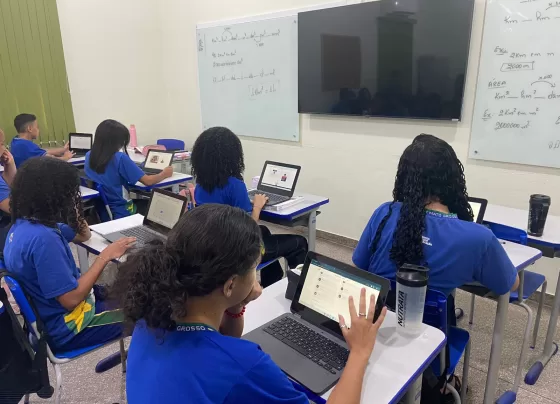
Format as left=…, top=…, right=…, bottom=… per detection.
left=225, top=306, right=246, bottom=318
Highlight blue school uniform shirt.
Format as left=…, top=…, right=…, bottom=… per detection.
left=353, top=202, right=517, bottom=296
left=0, top=175, right=10, bottom=214
left=84, top=151, right=145, bottom=219
left=126, top=323, right=308, bottom=404
left=194, top=177, right=252, bottom=212
left=2, top=219, right=97, bottom=350
left=10, top=137, right=46, bottom=168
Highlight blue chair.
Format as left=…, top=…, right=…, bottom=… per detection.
left=391, top=280, right=470, bottom=403
left=472, top=222, right=547, bottom=400
left=3, top=275, right=126, bottom=404
left=94, top=182, right=113, bottom=221
left=157, top=138, right=185, bottom=151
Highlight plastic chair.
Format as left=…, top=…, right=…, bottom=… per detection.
left=3, top=275, right=126, bottom=404
left=94, top=182, right=114, bottom=221
left=157, top=139, right=185, bottom=151
left=470, top=222, right=546, bottom=402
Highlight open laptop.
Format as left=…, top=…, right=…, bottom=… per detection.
left=248, top=161, right=301, bottom=206
left=243, top=252, right=390, bottom=395
left=104, top=189, right=186, bottom=246
left=468, top=197, right=488, bottom=224
left=68, top=133, right=93, bottom=157
left=142, top=150, right=175, bottom=174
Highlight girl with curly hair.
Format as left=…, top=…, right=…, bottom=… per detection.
left=3, top=157, right=135, bottom=352
left=117, top=204, right=386, bottom=404
left=190, top=127, right=308, bottom=287
left=353, top=134, right=519, bottom=299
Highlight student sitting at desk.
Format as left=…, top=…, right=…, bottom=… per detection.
left=10, top=113, right=74, bottom=168
left=191, top=127, right=308, bottom=287
left=353, top=134, right=519, bottom=303
left=0, top=127, right=16, bottom=218
left=3, top=158, right=135, bottom=352
left=116, top=204, right=386, bottom=404
left=85, top=119, right=173, bottom=219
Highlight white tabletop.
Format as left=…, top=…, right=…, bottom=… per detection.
left=244, top=279, right=446, bottom=403
left=500, top=239, right=543, bottom=269
left=260, top=193, right=330, bottom=219
left=485, top=204, right=560, bottom=247
left=82, top=214, right=143, bottom=259
left=132, top=172, right=192, bottom=190
left=69, top=156, right=86, bottom=165
left=79, top=186, right=99, bottom=201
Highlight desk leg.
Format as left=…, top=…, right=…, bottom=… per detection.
left=402, top=377, right=422, bottom=404
left=484, top=292, right=509, bottom=404
left=307, top=210, right=317, bottom=252
left=525, top=273, right=560, bottom=384
left=172, top=184, right=180, bottom=193
left=77, top=245, right=89, bottom=274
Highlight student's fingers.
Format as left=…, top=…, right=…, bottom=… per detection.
left=367, top=293, right=376, bottom=320
left=338, top=314, right=349, bottom=338
left=348, top=295, right=358, bottom=321
left=373, top=307, right=388, bottom=329
left=358, top=288, right=367, bottom=319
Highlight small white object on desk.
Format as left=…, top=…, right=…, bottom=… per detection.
left=266, top=196, right=304, bottom=211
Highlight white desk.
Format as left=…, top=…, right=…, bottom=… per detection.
left=79, top=186, right=99, bottom=201
left=131, top=172, right=192, bottom=192
left=259, top=193, right=330, bottom=252
left=69, top=156, right=85, bottom=166
left=485, top=204, right=560, bottom=387
left=244, top=278, right=446, bottom=404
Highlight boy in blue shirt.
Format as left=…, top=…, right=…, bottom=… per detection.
left=11, top=113, right=74, bottom=167
left=85, top=119, right=172, bottom=219
left=114, top=204, right=387, bottom=404
left=353, top=134, right=519, bottom=297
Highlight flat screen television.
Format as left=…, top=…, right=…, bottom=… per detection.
left=298, top=0, right=475, bottom=121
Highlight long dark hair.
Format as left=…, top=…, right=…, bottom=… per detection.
left=191, top=127, right=245, bottom=192
left=10, top=157, right=87, bottom=235
left=89, top=119, right=130, bottom=173
left=371, top=134, right=473, bottom=267
left=112, top=204, right=262, bottom=330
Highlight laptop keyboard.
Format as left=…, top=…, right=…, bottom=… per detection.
left=248, top=190, right=290, bottom=205
left=264, top=317, right=349, bottom=374
left=120, top=227, right=163, bottom=245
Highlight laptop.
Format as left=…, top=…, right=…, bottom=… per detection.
left=103, top=189, right=187, bottom=246
left=248, top=161, right=301, bottom=206
left=142, top=150, right=176, bottom=174
left=468, top=197, right=488, bottom=224
left=243, top=252, right=390, bottom=395
left=68, top=133, right=93, bottom=157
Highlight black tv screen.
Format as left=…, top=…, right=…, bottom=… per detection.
left=298, top=0, right=474, bottom=121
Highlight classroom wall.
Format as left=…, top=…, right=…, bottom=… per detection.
left=160, top=0, right=560, bottom=293
left=56, top=0, right=168, bottom=141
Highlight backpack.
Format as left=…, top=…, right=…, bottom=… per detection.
left=0, top=271, right=53, bottom=404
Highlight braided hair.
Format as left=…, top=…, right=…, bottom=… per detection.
left=371, top=134, right=473, bottom=267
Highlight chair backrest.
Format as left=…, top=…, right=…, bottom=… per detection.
left=93, top=182, right=113, bottom=221
left=142, top=145, right=166, bottom=155
left=157, top=138, right=185, bottom=151
left=485, top=222, right=528, bottom=245
left=3, top=276, right=38, bottom=332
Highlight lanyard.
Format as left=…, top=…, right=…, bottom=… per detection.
left=175, top=322, right=217, bottom=333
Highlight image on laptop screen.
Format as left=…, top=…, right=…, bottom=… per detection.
left=145, top=151, right=173, bottom=170
left=299, top=259, right=381, bottom=327
left=261, top=163, right=298, bottom=192
left=70, top=135, right=92, bottom=150
left=146, top=191, right=184, bottom=229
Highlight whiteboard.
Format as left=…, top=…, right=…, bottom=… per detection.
left=197, top=14, right=299, bottom=142
left=469, top=0, right=560, bottom=168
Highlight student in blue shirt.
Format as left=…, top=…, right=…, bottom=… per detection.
left=3, top=157, right=136, bottom=352
left=113, top=204, right=387, bottom=404
left=85, top=119, right=173, bottom=219
left=11, top=113, right=74, bottom=167
left=191, top=127, right=308, bottom=287
left=0, top=127, right=17, bottom=248
left=353, top=134, right=519, bottom=298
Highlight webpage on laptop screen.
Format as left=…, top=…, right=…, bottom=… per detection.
left=261, top=164, right=298, bottom=192
left=145, top=151, right=172, bottom=170
left=146, top=192, right=183, bottom=229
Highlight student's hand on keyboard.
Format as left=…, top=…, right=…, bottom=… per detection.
left=252, top=194, right=268, bottom=209
left=100, top=237, right=137, bottom=262
left=62, top=150, right=75, bottom=161
left=162, top=166, right=173, bottom=179
left=338, top=288, right=387, bottom=361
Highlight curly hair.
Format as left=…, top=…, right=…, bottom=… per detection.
left=111, top=204, right=262, bottom=330
left=10, top=157, right=87, bottom=234
left=371, top=134, right=473, bottom=268
left=191, top=127, right=245, bottom=192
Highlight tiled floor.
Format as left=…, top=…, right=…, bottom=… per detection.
left=19, top=225, right=560, bottom=403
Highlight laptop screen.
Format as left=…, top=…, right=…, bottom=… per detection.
left=468, top=197, right=487, bottom=224
left=145, top=151, right=173, bottom=170
left=69, top=134, right=92, bottom=150
left=298, top=259, right=382, bottom=327
left=146, top=190, right=184, bottom=229
left=260, top=163, right=299, bottom=192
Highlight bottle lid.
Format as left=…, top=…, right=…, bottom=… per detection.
left=397, top=263, right=429, bottom=288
